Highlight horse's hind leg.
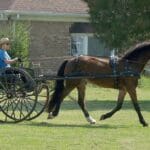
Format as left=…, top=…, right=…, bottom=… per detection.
left=100, top=88, right=126, bottom=120
left=48, top=80, right=76, bottom=119
left=127, top=87, right=148, bottom=127
left=52, top=87, right=74, bottom=116
left=77, top=82, right=96, bottom=124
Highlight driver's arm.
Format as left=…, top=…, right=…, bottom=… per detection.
left=4, top=57, right=18, bottom=64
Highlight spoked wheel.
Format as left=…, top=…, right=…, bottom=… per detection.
left=0, top=112, right=22, bottom=123
left=27, top=83, right=49, bottom=120
left=0, top=67, right=37, bottom=123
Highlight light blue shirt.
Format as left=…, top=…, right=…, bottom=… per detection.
left=0, top=49, right=11, bottom=68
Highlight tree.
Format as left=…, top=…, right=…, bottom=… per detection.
left=84, top=0, right=150, bottom=51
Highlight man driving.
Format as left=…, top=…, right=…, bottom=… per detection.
left=0, top=37, right=19, bottom=68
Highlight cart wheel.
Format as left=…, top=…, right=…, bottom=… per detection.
left=27, top=84, right=49, bottom=120
left=0, top=112, right=20, bottom=123
left=0, top=67, right=37, bottom=123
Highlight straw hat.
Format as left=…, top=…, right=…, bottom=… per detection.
left=0, top=37, right=10, bottom=45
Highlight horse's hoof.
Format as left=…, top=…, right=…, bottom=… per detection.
left=47, top=112, right=55, bottom=119
left=100, top=115, right=105, bottom=120
left=90, top=120, right=96, bottom=124
left=143, top=123, right=148, bottom=127
left=86, top=116, right=96, bottom=124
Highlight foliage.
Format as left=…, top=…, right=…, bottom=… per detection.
left=0, top=22, right=30, bottom=66
left=84, top=0, right=150, bottom=51
left=11, top=23, right=30, bottom=66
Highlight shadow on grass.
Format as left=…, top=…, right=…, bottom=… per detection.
left=0, top=118, right=132, bottom=129
left=24, top=121, right=130, bottom=129
left=61, top=100, right=150, bottom=112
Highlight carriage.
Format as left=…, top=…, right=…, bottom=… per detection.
left=0, top=66, right=50, bottom=123
left=0, top=55, right=139, bottom=123
left=0, top=42, right=149, bottom=126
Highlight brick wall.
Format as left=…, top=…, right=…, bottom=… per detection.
left=29, top=21, right=72, bottom=73
left=31, top=56, right=73, bottom=75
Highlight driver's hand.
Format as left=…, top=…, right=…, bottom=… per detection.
left=17, top=58, right=22, bottom=62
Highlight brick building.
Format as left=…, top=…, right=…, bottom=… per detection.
left=0, top=0, right=109, bottom=73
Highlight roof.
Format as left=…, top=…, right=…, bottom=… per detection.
left=0, top=0, right=89, bottom=22
left=0, top=0, right=88, bottom=13
left=0, top=0, right=12, bottom=10
left=16, top=0, right=88, bottom=14
left=0, top=0, right=88, bottom=14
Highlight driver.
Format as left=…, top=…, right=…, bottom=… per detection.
left=0, top=37, right=34, bottom=92
left=0, top=37, right=19, bottom=68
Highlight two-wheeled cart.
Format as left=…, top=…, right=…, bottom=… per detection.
left=0, top=62, right=139, bottom=123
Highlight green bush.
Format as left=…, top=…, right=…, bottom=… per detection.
left=0, top=22, right=30, bottom=67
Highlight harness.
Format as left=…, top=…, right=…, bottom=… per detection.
left=109, top=56, right=140, bottom=89
left=109, top=56, right=119, bottom=89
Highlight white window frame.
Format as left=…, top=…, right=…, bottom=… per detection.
left=71, top=33, right=93, bottom=56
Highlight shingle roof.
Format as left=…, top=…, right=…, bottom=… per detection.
left=0, top=0, right=88, bottom=14
left=0, top=0, right=13, bottom=10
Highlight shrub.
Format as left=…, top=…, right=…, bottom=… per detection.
left=0, top=22, right=30, bottom=67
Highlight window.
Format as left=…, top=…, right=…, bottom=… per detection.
left=71, top=34, right=88, bottom=56
left=71, top=34, right=110, bottom=57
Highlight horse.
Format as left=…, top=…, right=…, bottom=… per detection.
left=47, top=42, right=150, bottom=127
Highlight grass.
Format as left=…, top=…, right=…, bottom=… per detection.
left=0, top=77, right=150, bottom=150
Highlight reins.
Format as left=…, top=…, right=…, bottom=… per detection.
left=121, top=58, right=148, bottom=66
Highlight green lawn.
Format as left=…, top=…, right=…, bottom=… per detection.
left=0, top=77, right=150, bottom=150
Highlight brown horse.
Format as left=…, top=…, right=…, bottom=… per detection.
left=47, top=42, right=150, bottom=127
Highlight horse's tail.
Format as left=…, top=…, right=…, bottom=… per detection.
left=47, top=60, right=68, bottom=113
left=55, top=60, right=68, bottom=91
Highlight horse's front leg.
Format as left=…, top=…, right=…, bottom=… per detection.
left=100, top=88, right=126, bottom=120
left=127, top=87, right=148, bottom=127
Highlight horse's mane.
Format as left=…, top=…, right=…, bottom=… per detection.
left=122, top=41, right=150, bottom=60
